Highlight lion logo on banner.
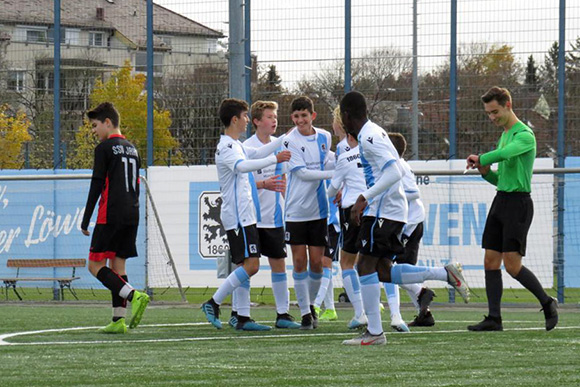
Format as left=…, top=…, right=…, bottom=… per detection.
left=199, top=192, right=228, bottom=258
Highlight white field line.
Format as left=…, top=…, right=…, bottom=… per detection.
left=1, top=322, right=579, bottom=347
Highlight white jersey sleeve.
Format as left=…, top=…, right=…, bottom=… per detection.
left=331, top=145, right=366, bottom=208
left=357, top=121, right=407, bottom=223
left=400, top=159, right=425, bottom=228
left=215, top=135, right=258, bottom=230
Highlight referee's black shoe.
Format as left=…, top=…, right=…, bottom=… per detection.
left=467, top=315, right=503, bottom=331
left=541, top=297, right=559, bottom=331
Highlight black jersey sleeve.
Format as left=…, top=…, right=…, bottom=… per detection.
left=81, top=144, right=107, bottom=230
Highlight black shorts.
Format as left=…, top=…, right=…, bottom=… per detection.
left=257, top=227, right=287, bottom=258
left=324, top=225, right=340, bottom=261
left=285, top=219, right=328, bottom=247
left=357, top=216, right=405, bottom=259
left=482, top=192, right=533, bottom=256
left=395, top=222, right=423, bottom=265
left=226, top=224, right=261, bottom=265
left=341, top=206, right=361, bottom=255
left=89, top=224, right=138, bottom=262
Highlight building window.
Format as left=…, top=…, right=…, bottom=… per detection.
left=47, top=27, right=66, bottom=44
left=158, top=35, right=172, bottom=48
left=135, top=52, right=163, bottom=74
left=89, top=32, right=104, bottom=47
left=26, top=29, right=46, bottom=43
left=8, top=71, right=25, bottom=92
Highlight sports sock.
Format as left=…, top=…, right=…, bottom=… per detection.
left=308, top=270, right=323, bottom=304
left=390, top=264, right=447, bottom=284
left=96, top=267, right=133, bottom=299
left=236, top=278, right=251, bottom=317
left=485, top=270, right=503, bottom=318
left=293, top=271, right=310, bottom=316
left=360, top=273, right=382, bottom=335
left=342, top=269, right=364, bottom=318
left=513, top=266, right=551, bottom=305
left=383, top=282, right=401, bottom=320
left=400, top=283, right=422, bottom=312
left=314, top=267, right=332, bottom=308
left=213, top=266, right=250, bottom=305
left=323, top=271, right=335, bottom=310
left=112, top=274, right=128, bottom=321
left=271, top=272, right=289, bottom=314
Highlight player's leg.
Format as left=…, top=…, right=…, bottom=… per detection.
left=319, top=227, right=339, bottom=321
left=202, top=225, right=260, bottom=329
left=307, top=244, right=325, bottom=327
left=99, top=258, right=129, bottom=333
left=501, top=193, right=558, bottom=331
left=383, top=280, right=409, bottom=332
left=260, top=227, right=299, bottom=329
left=287, top=221, right=314, bottom=328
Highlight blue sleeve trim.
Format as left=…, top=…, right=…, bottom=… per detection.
left=381, top=158, right=396, bottom=171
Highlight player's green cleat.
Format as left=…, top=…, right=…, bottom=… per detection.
left=99, top=318, right=127, bottom=334
left=319, top=309, right=338, bottom=321
left=379, top=302, right=385, bottom=313
left=129, top=291, right=150, bottom=329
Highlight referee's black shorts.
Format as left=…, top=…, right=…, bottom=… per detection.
left=482, top=191, right=533, bottom=256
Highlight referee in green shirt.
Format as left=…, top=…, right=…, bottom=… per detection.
left=466, top=86, right=558, bottom=332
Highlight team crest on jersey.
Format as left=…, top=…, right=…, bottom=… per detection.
left=198, top=192, right=228, bottom=258
left=366, top=137, right=374, bottom=144
left=257, top=169, right=263, bottom=174
left=345, top=146, right=351, bottom=152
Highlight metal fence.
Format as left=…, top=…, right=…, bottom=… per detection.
left=0, top=0, right=579, bottom=167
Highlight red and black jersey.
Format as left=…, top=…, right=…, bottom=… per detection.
left=81, top=134, right=141, bottom=230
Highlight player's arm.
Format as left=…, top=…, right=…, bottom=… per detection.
left=235, top=151, right=291, bottom=173
left=243, top=135, right=286, bottom=159
left=327, top=157, right=346, bottom=198
left=479, top=131, right=535, bottom=166
left=81, top=146, right=107, bottom=235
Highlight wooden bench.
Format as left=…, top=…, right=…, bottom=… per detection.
left=1, top=259, right=86, bottom=301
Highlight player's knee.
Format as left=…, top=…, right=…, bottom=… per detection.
left=356, top=256, right=377, bottom=276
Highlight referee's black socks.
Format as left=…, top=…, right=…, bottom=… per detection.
left=513, top=265, right=551, bottom=305
left=485, top=270, right=503, bottom=318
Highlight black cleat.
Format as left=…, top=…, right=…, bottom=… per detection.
left=541, top=297, right=559, bottom=331
left=418, top=287, right=436, bottom=316
left=467, top=315, right=503, bottom=331
left=310, top=305, right=319, bottom=328
left=408, top=310, right=435, bottom=327
left=275, top=313, right=301, bottom=329
left=300, top=313, right=314, bottom=330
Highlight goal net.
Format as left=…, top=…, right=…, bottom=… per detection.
left=0, top=171, right=186, bottom=302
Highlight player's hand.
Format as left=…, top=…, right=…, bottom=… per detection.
left=351, top=194, right=368, bottom=227
left=333, top=189, right=343, bottom=207
left=276, top=150, right=291, bottom=163
left=263, top=175, right=286, bottom=192
left=81, top=229, right=90, bottom=236
left=466, top=154, right=480, bottom=169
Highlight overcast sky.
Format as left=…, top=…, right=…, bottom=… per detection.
left=157, top=0, right=580, bottom=87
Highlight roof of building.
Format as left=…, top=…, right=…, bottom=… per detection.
left=0, top=0, right=223, bottom=48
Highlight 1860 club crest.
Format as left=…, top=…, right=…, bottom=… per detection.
left=198, top=192, right=229, bottom=258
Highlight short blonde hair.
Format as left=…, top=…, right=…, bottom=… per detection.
left=250, top=100, right=279, bottom=129
left=332, top=106, right=344, bottom=130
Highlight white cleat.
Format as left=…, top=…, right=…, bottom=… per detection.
left=347, top=313, right=368, bottom=330
left=390, top=314, right=410, bottom=333
left=342, top=329, right=387, bottom=346
left=445, top=262, right=470, bottom=303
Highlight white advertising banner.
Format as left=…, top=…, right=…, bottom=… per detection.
left=147, top=158, right=554, bottom=289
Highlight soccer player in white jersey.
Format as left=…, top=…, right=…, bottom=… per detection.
left=237, top=100, right=300, bottom=329
left=201, top=98, right=291, bottom=331
left=339, top=91, right=470, bottom=346
left=283, top=96, right=334, bottom=329
left=326, top=106, right=369, bottom=330
left=383, top=132, right=436, bottom=332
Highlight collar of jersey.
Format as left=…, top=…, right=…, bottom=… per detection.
left=108, top=134, right=126, bottom=139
